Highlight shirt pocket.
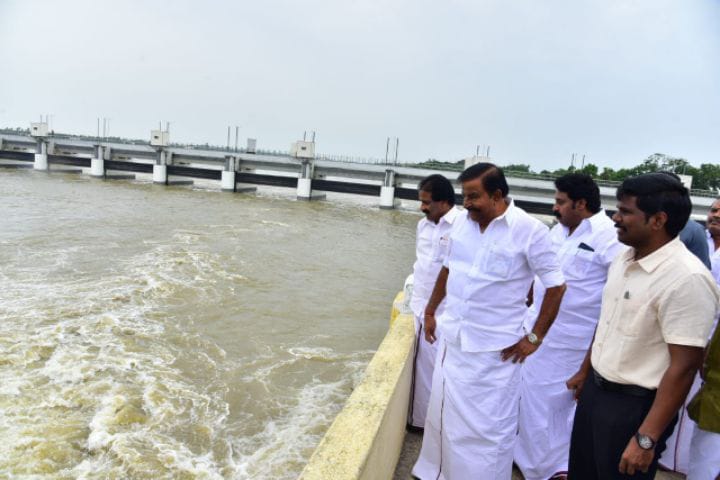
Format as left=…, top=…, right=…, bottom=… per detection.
left=433, top=234, right=451, bottom=262
left=616, top=292, right=648, bottom=337
left=475, top=246, right=515, bottom=280
left=567, top=248, right=595, bottom=277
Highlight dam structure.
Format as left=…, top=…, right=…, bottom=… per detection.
left=2, top=125, right=715, bottom=217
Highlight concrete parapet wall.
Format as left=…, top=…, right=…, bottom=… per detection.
left=299, top=304, right=415, bottom=480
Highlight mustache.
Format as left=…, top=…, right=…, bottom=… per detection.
left=553, top=211, right=562, bottom=219
left=614, top=223, right=626, bottom=231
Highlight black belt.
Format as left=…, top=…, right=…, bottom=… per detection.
left=592, top=369, right=656, bottom=398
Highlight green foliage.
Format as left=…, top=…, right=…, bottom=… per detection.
left=502, top=163, right=531, bottom=172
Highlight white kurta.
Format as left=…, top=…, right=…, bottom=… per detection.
left=408, top=207, right=463, bottom=428
left=516, top=211, right=624, bottom=480
left=687, top=427, right=720, bottom=480
left=412, top=201, right=564, bottom=480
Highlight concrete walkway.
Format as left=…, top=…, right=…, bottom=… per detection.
left=394, top=430, right=685, bottom=480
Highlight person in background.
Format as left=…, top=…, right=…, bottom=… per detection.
left=515, top=173, right=624, bottom=480
left=660, top=200, right=720, bottom=479
left=660, top=197, right=718, bottom=474
left=706, top=198, right=720, bottom=283
left=407, top=174, right=464, bottom=429
left=686, top=318, right=720, bottom=480
left=412, top=163, right=566, bottom=480
left=567, top=173, right=719, bottom=479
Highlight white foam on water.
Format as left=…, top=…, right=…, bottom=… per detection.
left=0, top=175, right=409, bottom=479
left=0, top=239, right=239, bottom=478
left=0, top=226, right=378, bottom=479
left=230, top=345, right=373, bottom=480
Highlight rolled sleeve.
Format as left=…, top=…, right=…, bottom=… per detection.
left=442, top=235, right=454, bottom=269
left=527, top=222, right=565, bottom=288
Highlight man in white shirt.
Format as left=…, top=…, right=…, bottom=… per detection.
left=412, top=163, right=566, bottom=480
left=567, top=173, right=719, bottom=479
left=515, top=173, right=624, bottom=480
left=408, top=174, right=463, bottom=429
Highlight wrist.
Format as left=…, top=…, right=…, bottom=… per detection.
left=635, top=432, right=657, bottom=450
left=526, top=332, right=543, bottom=346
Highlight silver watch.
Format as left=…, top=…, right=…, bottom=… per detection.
left=526, top=332, right=541, bottom=346
left=635, top=432, right=656, bottom=450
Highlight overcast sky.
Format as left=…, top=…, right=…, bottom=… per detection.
left=1, top=0, right=718, bottom=171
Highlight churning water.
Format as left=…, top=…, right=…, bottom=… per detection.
left=0, top=170, right=417, bottom=478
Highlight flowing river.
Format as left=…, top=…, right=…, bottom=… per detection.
left=0, top=170, right=417, bottom=479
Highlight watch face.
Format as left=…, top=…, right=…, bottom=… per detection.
left=527, top=333, right=539, bottom=345
left=637, top=434, right=654, bottom=449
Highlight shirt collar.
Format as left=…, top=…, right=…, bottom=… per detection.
left=491, top=198, right=516, bottom=227
left=439, top=206, right=461, bottom=226
left=563, top=209, right=608, bottom=237
left=626, top=237, right=683, bottom=273
left=587, top=209, right=609, bottom=231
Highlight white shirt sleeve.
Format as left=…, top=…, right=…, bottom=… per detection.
left=442, top=234, right=454, bottom=269
left=526, top=222, right=565, bottom=288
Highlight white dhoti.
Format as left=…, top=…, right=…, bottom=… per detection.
left=412, top=340, right=522, bottom=480
left=409, top=313, right=441, bottom=428
left=687, top=427, right=720, bottom=480
left=659, top=374, right=703, bottom=473
left=515, top=345, right=585, bottom=480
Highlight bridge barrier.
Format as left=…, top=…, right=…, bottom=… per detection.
left=299, top=289, right=415, bottom=480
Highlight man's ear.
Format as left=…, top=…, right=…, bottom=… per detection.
left=490, top=190, right=504, bottom=202
left=649, top=211, right=669, bottom=232
left=575, top=198, right=588, bottom=212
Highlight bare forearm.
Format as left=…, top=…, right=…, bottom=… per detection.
left=532, top=284, right=566, bottom=338
left=424, top=267, right=448, bottom=315
left=638, top=346, right=703, bottom=440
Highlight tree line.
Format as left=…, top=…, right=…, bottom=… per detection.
left=417, top=153, right=720, bottom=192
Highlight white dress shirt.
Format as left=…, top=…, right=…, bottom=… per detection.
left=528, top=210, right=625, bottom=349
left=410, top=206, right=464, bottom=317
left=707, top=230, right=720, bottom=285
left=438, top=200, right=565, bottom=352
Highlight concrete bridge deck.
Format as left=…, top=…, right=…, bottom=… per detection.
left=2, top=132, right=716, bottom=218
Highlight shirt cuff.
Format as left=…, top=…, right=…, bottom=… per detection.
left=663, top=336, right=710, bottom=348
left=537, top=270, right=565, bottom=289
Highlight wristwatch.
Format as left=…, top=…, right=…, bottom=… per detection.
left=635, top=432, right=656, bottom=450
left=526, top=332, right=542, bottom=346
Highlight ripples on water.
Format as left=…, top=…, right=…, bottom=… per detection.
left=0, top=171, right=417, bottom=478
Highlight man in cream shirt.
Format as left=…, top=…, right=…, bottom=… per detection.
left=408, top=174, right=463, bottom=429
left=412, top=163, right=566, bottom=480
left=515, top=173, right=624, bottom=480
left=567, top=173, right=719, bottom=479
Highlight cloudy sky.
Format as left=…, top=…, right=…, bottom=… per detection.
left=1, top=0, right=718, bottom=171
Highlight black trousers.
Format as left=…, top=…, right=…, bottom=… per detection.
left=568, top=373, right=677, bottom=480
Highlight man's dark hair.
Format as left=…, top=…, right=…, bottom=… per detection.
left=457, top=162, right=509, bottom=198
left=418, top=174, right=455, bottom=206
left=616, top=172, right=691, bottom=238
left=554, top=173, right=601, bottom=214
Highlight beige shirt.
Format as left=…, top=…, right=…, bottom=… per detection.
left=592, top=237, right=719, bottom=389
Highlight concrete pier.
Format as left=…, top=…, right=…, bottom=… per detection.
left=379, top=169, right=398, bottom=209
left=90, top=145, right=104, bottom=177
left=33, top=141, right=48, bottom=170
left=296, top=159, right=326, bottom=201
left=221, top=156, right=236, bottom=192
left=153, top=150, right=167, bottom=184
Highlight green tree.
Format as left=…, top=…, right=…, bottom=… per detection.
left=502, top=163, right=531, bottom=172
